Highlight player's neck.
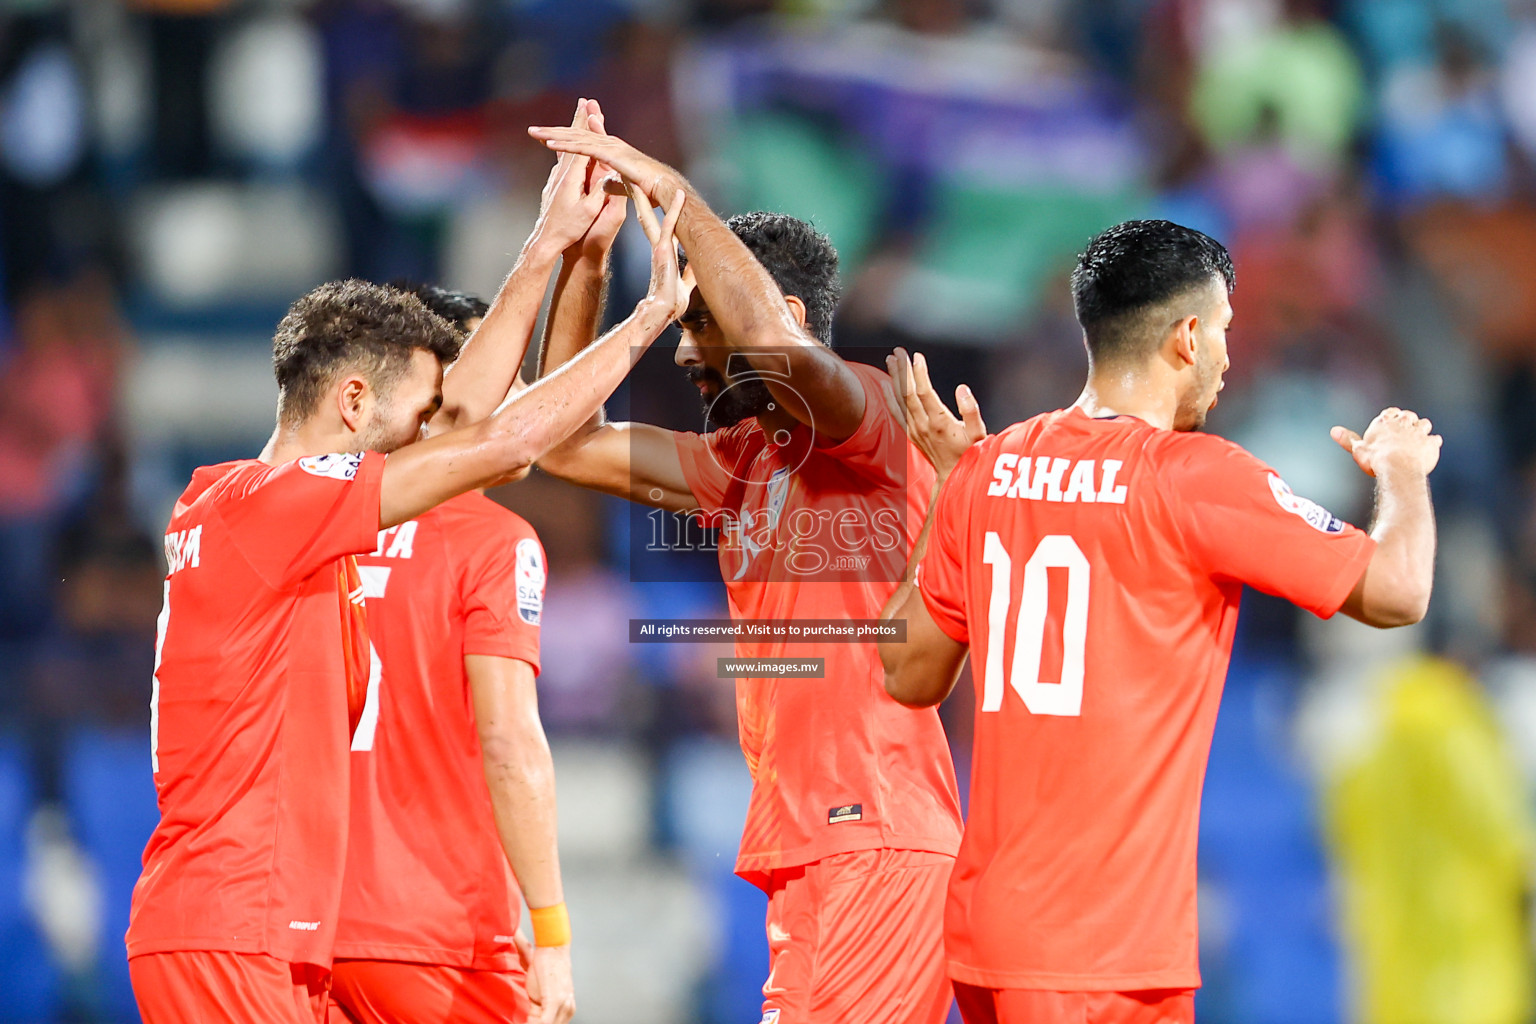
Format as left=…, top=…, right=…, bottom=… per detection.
left=260, top=421, right=361, bottom=466
left=1074, top=369, right=1177, bottom=431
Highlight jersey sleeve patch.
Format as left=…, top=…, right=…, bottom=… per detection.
left=1267, top=473, right=1345, bottom=534
left=298, top=452, right=364, bottom=481
left=514, top=538, right=546, bottom=625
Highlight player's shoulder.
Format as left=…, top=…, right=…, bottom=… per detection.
left=442, top=491, right=537, bottom=534
left=697, top=417, right=766, bottom=461
left=1144, top=429, right=1263, bottom=475
left=173, top=458, right=264, bottom=516
left=971, top=409, right=1083, bottom=459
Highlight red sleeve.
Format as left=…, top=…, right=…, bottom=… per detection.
left=673, top=422, right=757, bottom=518
left=811, top=362, right=910, bottom=484
left=459, top=514, right=543, bottom=674
left=218, top=451, right=385, bottom=590
left=1161, top=436, right=1376, bottom=619
left=916, top=444, right=985, bottom=644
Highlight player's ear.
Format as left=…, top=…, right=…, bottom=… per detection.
left=336, top=375, right=369, bottom=433
left=783, top=294, right=808, bottom=330
left=1169, top=315, right=1199, bottom=369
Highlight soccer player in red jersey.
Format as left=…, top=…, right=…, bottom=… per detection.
left=530, top=112, right=963, bottom=1023
left=125, top=168, right=690, bottom=1022
left=878, top=219, right=1441, bottom=1024
left=326, top=224, right=624, bottom=1024
left=325, top=106, right=629, bottom=1024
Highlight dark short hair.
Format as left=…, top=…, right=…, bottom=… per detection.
left=1070, top=220, right=1235, bottom=364
left=723, top=211, right=841, bottom=345
left=391, top=280, right=489, bottom=334
left=273, top=279, right=464, bottom=425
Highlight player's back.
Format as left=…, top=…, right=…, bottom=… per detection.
left=918, top=407, right=1374, bottom=990
left=336, top=491, right=543, bottom=971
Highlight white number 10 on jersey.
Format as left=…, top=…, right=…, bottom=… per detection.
left=981, top=532, right=1089, bottom=716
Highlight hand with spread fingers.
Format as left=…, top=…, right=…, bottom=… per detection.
left=886, top=347, right=986, bottom=479
left=1331, top=407, right=1442, bottom=480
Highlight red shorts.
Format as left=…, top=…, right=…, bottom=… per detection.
left=954, top=984, right=1195, bottom=1024
left=761, top=848, right=954, bottom=1024
left=129, top=951, right=329, bottom=1024
left=326, top=958, right=531, bottom=1024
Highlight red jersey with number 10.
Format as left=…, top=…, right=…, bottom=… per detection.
left=917, top=409, right=1376, bottom=990
left=128, top=452, right=385, bottom=969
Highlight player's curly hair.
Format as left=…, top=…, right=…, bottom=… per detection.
left=725, top=211, right=841, bottom=345
left=272, top=279, right=464, bottom=426
left=391, top=280, right=489, bottom=335
left=1071, top=220, right=1234, bottom=364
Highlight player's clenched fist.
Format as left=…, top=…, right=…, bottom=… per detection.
left=1331, top=407, right=1442, bottom=479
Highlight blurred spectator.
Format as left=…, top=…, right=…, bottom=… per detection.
left=1190, top=0, right=1366, bottom=168
left=1376, top=23, right=1511, bottom=204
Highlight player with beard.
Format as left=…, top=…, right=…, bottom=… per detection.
left=530, top=110, right=962, bottom=1024
left=326, top=230, right=626, bottom=1024
left=125, top=134, right=687, bottom=1022
left=878, top=220, right=1441, bottom=1024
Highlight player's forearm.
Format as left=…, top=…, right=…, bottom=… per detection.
left=378, top=300, right=670, bottom=526
left=539, top=251, right=610, bottom=377
left=537, top=251, right=611, bottom=442
left=670, top=180, right=862, bottom=435
left=485, top=298, right=669, bottom=473
left=481, top=725, right=565, bottom=910
left=1361, top=467, right=1436, bottom=626
left=433, top=242, right=562, bottom=433
left=879, top=586, right=962, bottom=708
left=671, top=184, right=801, bottom=348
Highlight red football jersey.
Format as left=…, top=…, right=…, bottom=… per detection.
left=335, top=492, right=544, bottom=970
left=127, top=452, right=385, bottom=968
left=674, top=361, right=963, bottom=884
left=917, top=409, right=1377, bottom=990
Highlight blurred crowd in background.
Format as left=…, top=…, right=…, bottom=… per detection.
left=4, top=0, right=1536, bottom=1020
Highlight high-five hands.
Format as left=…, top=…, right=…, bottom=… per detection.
left=886, top=347, right=986, bottom=479
left=564, top=100, right=628, bottom=262
left=528, top=119, right=681, bottom=210
left=1331, top=408, right=1442, bottom=479
left=528, top=99, right=623, bottom=260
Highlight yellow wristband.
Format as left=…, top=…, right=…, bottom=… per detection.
left=529, top=902, right=571, bottom=947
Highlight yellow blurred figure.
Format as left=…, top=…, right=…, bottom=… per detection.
left=1325, top=655, right=1534, bottom=1024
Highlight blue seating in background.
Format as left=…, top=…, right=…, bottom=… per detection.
left=63, top=728, right=158, bottom=1024
left=0, top=735, right=61, bottom=1023
left=1197, top=657, right=1342, bottom=1024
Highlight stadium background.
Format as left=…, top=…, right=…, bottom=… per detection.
left=2, top=0, right=1536, bottom=1020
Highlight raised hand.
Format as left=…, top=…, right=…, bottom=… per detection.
left=564, top=99, right=628, bottom=262
left=636, top=187, right=690, bottom=322
left=1331, top=407, right=1442, bottom=479
left=887, top=347, right=986, bottom=478
left=527, top=120, right=680, bottom=209
left=528, top=100, right=612, bottom=259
